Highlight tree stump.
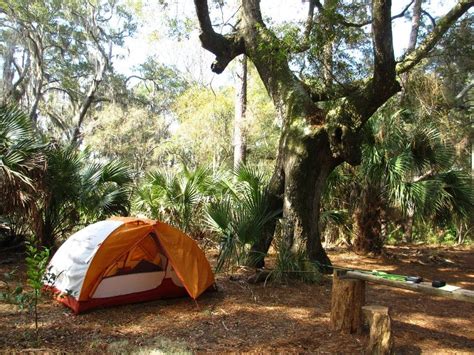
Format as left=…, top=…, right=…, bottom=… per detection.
left=330, top=270, right=366, bottom=333
left=362, top=305, right=393, bottom=355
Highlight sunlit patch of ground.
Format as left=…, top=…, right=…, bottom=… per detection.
left=0, top=245, right=473, bottom=353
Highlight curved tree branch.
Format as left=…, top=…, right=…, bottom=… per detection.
left=397, top=0, right=474, bottom=74
left=41, top=86, right=76, bottom=102
left=421, top=9, right=437, bottom=28
left=194, top=0, right=244, bottom=74
left=8, top=56, right=30, bottom=100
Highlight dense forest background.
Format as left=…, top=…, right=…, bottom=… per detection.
left=1, top=0, right=473, bottom=275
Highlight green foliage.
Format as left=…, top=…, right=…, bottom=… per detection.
left=245, top=64, right=280, bottom=172
left=1, top=105, right=134, bottom=247
left=25, top=240, right=50, bottom=294
left=366, top=110, right=474, bottom=225
left=272, top=234, right=322, bottom=284
left=0, top=239, right=52, bottom=343
left=36, top=144, right=133, bottom=245
left=206, top=165, right=281, bottom=272
left=135, top=165, right=213, bottom=235
left=172, top=85, right=234, bottom=168
left=1, top=0, right=137, bottom=135
left=270, top=0, right=372, bottom=85
left=0, top=105, right=45, bottom=213
left=324, top=99, right=473, bottom=249
left=83, top=105, right=173, bottom=179
left=169, top=63, right=278, bottom=171
left=129, top=58, right=189, bottom=113
left=166, top=16, right=195, bottom=41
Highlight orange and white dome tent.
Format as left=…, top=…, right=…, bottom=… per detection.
left=45, top=217, right=215, bottom=313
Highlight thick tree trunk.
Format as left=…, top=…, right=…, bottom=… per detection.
left=193, top=0, right=472, bottom=271
left=233, top=54, right=248, bottom=169
left=354, top=185, right=384, bottom=254
left=246, top=117, right=338, bottom=270
left=281, top=129, right=336, bottom=268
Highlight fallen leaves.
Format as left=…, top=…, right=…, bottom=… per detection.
left=0, top=245, right=473, bottom=353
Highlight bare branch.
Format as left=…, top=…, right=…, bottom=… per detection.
left=333, top=0, right=414, bottom=28
left=124, top=75, right=151, bottom=85
left=41, top=86, right=76, bottom=101
left=397, top=0, right=474, bottom=74
left=212, top=5, right=241, bottom=31
left=421, top=10, right=437, bottom=28
left=10, top=56, right=30, bottom=95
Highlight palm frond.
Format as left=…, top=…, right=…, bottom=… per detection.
left=205, top=164, right=280, bottom=271
left=0, top=105, right=46, bottom=213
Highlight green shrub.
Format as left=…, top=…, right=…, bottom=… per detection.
left=0, top=239, right=54, bottom=344
left=272, top=232, right=322, bottom=284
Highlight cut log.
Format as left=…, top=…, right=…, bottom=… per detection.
left=330, top=270, right=366, bottom=334
left=362, top=305, right=393, bottom=355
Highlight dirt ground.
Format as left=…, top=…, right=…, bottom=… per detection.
left=1, top=245, right=473, bottom=354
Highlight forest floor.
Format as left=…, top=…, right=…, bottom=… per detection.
left=0, top=244, right=473, bottom=354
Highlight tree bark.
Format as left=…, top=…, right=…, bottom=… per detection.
left=71, top=40, right=110, bottom=144
left=404, top=204, right=415, bottom=243
left=362, top=305, right=394, bottom=355
left=330, top=270, right=366, bottom=334
left=281, top=129, right=337, bottom=268
left=401, top=0, right=422, bottom=99
left=25, top=29, right=45, bottom=123
left=1, top=42, right=15, bottom=101
left=407, top=0, right=423, bottom=53
left=354, top=184, right=385, bottom=254
left=233, top=54, right=248, bottom=168
left=321, top=0, right=337, bottom=87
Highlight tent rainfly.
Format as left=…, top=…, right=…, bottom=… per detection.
left=45, top=217, right=215, bottom=313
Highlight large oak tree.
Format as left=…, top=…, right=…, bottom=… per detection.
left=194, top=0, right=473, bottom=269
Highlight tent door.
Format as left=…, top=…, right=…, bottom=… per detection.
left=90, top=233, right=184, bottom=299
left=92, top=271, right=166, bottom=298
left=91, top=233, right=167, bottom=299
